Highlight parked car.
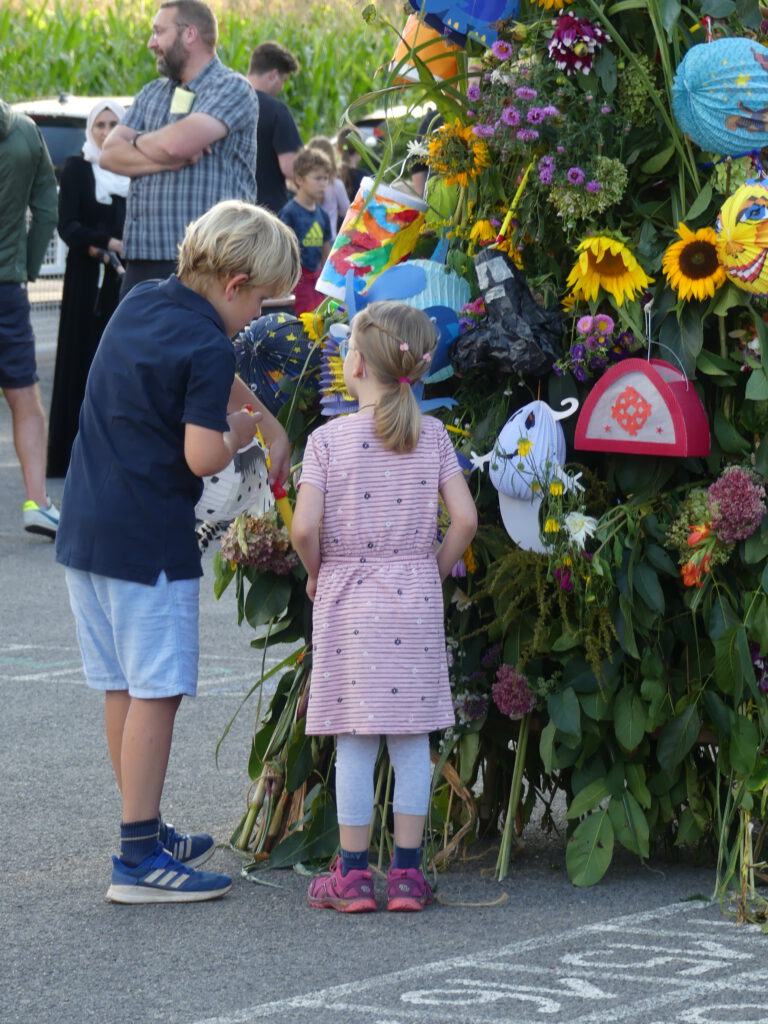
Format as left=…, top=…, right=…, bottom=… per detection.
left=11, top=93, right=132, bottom=178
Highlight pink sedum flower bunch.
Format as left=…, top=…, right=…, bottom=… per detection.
left=492, top=665, right=536, bottom=720
left=707, top=466, right=766, bottom=544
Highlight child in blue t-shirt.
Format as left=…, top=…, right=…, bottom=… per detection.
left=278, top=148, right=332, bottom=314
left=56, top=200, right=300, bottom=904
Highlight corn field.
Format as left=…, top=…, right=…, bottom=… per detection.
left=0, top=0, right=399, bottom=136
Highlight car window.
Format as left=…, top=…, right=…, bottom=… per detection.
left=33, top=120, right=86, bottom=176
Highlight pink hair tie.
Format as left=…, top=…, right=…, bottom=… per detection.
left=398, top=376, right=413, bottom=385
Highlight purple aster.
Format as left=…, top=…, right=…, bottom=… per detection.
left=586, top=180, right=602, bottom=193
left=539, top=155, right=556, bottom=170
left=538, top=169, right=554, bottom=184
left=584, top=333, right=599, bottom=350
left=515, top=86, right=537, bottom=100
left=573, top=365, right=588, bottom=382
left=541, top=105, right=559, bottom=117
left=472, top=123, right=496, bottom=137
left=501, top=106, right=521, bottom=126
left=491, top=39, right=514, bottom=60
left=526, top=107, right=546, bottom=123
left=481, top=643, right=502, bottom=668
left=576, top=314, right=593, bottom=334
left=467, top=83, right=481, bottom=102
left=516, top=129, right=539, bottom=142
left=571, top=343, right=586, bottom=359
left=601, top=105, right=613, bottom=114
left=552, top=364, right=564, bottom=377
left=566, top=166, right=585, bottom=185
left=616, top=330, right=633, bottom=349
left=750, top=643, right=768, bottom=693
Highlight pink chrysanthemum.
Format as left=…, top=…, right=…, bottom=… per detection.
left=707, top=466, right=766, bottom=544
left=492, top=665, right=536, bottom=719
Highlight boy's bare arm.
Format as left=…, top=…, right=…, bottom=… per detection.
left=229, top=376, right=291, bottom=486
left=184, top=412, right=256, bottom=478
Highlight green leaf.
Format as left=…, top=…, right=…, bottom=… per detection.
left=285, top=720, right=313, bottom=791
left=626, top=763, right=652, bottom=809
left=579, top=689, right=612, bottom=721
left=565, top=809, right=615, bottom=887
left=244, top=572, right=292, bottom=627
left=659, top=0, right=682, bottom=35
left=696, top=349, right=740, bottom=377
left=633, top=563, right=665, bottom=615
left=675, top=806, right=704, bottom=846
left=715, top=625, right=755, bottom=699
left=566, top=778, right=611, bottom=820
left=641, top=144, right=674, bottom=174
left=539, top=719, right=557, bottom=774
left=728, top=715, right=759, bottom=776
left=305, top=792, right=339, bottom=860
left=702, top=689, right=733, bottom=739
left=745, top=368, right=768, bottom=401
left=608, top=792, right=650, bottom=858
left=684, top=181, right=713, bottom=222
left=548, top=687, right=581, bottom=739
left=615, top=597, right=639, bottom=658
left=744, top=514, right=768, bottom=564
left=713, top=409, right=749, bottom=455
left=644, top=542, right=679, bottom=577
left=458, top=730, right=480, bottom=784
left=212, top=549, right=236, bottom=599
left=614, top=685, right=648, bottom=751
left=267, top=828, right=311, bottom=869
left=755, top=432, right=768, bottom=476
left=657, top=705, right=701, bottom=775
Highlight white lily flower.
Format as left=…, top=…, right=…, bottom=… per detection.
left=564, top=511, right=598, bottom=548
left=406, top=139, right=429, bottom=159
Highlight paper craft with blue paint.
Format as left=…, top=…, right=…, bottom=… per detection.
left=407, top=0, right=521, bottom=47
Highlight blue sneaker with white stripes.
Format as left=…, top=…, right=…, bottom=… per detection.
left=158, top=820, right=215, bottom=868
left=107, top=843, right=232, bottom=904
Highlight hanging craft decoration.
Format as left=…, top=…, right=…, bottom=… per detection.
left=715, top=180, right=768, bottom=295
left=406, top=0, right=521, bottom=47
left=574, top=358, right=710, bottom=456
left=390, top=14, right=461, bottom=84
left=471, top=399, right=581, bottom=552
left=671, top=37, right=768, bottom=156
left=233, top=312, right=320, bottom=416
left=195, top=436, right=272, bottom=523
left=317, top=177, right=426, bottom=301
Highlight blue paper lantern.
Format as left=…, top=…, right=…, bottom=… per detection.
left=671, top=38, right=768, bottom=156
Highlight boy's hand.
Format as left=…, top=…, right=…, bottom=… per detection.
left=226, top=408, right=260, bottom=452
left=263, top=426, right=291, bottom=487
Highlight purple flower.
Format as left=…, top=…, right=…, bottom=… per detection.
left=515, top=86, right=537, bottom=100
left=472, top=123, right=496, bottom=137
left=467, top=83, right=481, bottom=102
left=616, top=330, right=633, bottom=349
left=593, top=313, right=614, bottom=334
left=491, top=39, right=514, bottom=60
left=553, top=566, right=574, bottom=591
left=526, top=107, right=546, bottom=123
left=516, top=129, right=539, bottom=142
left=576, top=314, right=593, bottom=335
left=566, top=166, right=585, bottom=185
left=454, top=691, right=490, bottom=723
left=708, top=466, right=767, bottom=544
left=750, top=643, right=768, bottom=694
left=501, top=106, right=520, bottom=126
left=600, top=105, right=613, bottom=114
left=539, top=169, right=554, bottom=185
left=492, top=665, right=536, bottom=719
left=546, top=12, right=610, bottom=76
left=481, top=643, right=502, bottom=668
left=541, top=105, right=559, bottom=117
left=585, top=333, right=600, bottom=350
left=573, top=365, right=587, bottom=382
left=451, top=558, right=467, bottom=577
left=539, top=155, right=556, bottom=170
left=586, top=180, right=602, bottom=193
left=571, top=343, right=586, bottom=359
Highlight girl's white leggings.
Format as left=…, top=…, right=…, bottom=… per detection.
left=335, top=732, right=432, bottom=826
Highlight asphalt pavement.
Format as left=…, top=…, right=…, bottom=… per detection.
left=1, top=314, right=765, bottom=1024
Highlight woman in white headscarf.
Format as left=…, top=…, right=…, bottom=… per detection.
left=48, top=100, right=130, bottom=477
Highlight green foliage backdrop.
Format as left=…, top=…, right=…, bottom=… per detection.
left=0, top=0, right=395, bottom=137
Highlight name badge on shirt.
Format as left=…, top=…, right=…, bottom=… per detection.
left=170, top=87, right=194, bottom=114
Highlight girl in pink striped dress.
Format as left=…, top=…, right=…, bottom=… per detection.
left=292, top=301, right=477, bottom=913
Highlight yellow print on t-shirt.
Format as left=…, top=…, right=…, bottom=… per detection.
left=302, top=221, right=325, bottom=248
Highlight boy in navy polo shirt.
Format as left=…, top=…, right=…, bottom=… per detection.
left=56, top=200, right=300, bottom=903
left=278, top=147, right=332, bottom=315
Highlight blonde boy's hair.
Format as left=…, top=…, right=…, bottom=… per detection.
left=293, top=147, right=332, bottom=181
left=352, top=301, right=438, bottom=453
left=178, top=200, right=300, bottom=296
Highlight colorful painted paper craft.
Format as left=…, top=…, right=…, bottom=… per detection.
left=715, top=180, right=768, bottom=295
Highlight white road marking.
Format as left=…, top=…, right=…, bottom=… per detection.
left=183, top=902, right=764, bottom=1024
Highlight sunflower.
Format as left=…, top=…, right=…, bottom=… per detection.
left=427, top=120, right=491, bottom=188
left=566, top=235, right=653, bottom=306
left=531, top=0, right=575, bottom=8
left=662, top=222, right=726, bottom=301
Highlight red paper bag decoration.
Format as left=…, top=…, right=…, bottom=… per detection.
left=574, top=358, right=710, bottom=456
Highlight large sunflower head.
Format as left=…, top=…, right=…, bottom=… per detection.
left=427, top=120, right=491, bottom=188
left=566, top=235, right=653, bottom=306
left=662, top=222, right=725, bottom=302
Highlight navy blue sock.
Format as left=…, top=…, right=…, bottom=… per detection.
left=339, top=847, right=369, bottom=876
left=392, top=844, right=421, bottom=870
left=120, top=818, right=160, bottom=866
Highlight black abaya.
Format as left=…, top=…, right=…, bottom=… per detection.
left=47, top=156, right=125, bottom=477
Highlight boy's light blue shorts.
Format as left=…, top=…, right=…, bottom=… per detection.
left=64, top=568, right=199, bottom=699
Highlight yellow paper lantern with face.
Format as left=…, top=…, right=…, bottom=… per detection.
left=715, top=181, right=768, bottom=295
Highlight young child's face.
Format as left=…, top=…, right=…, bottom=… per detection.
left=296, top=170, right=329, bottom=204
left=222, top=284, right=274, bottom=338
